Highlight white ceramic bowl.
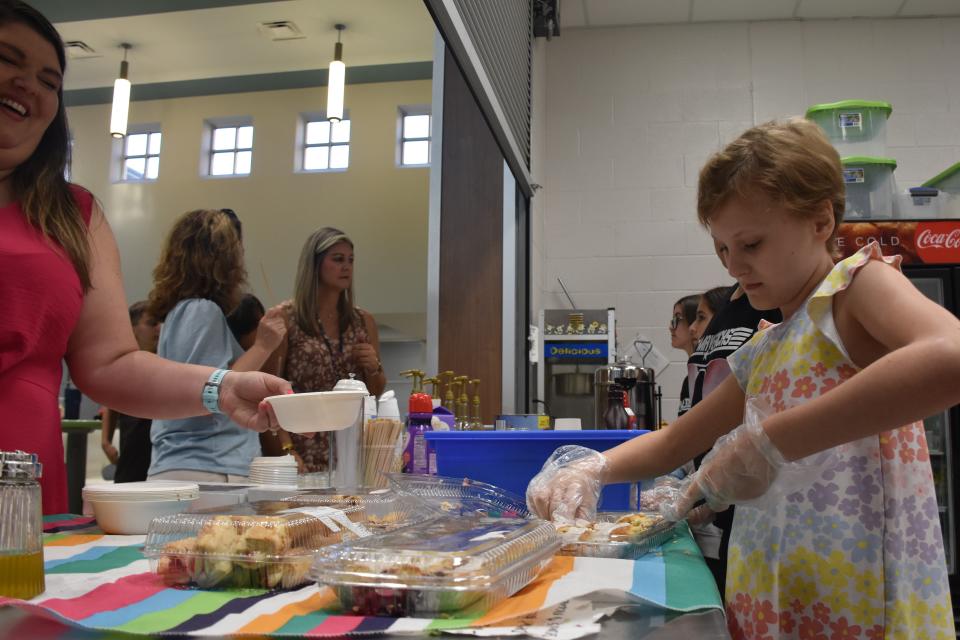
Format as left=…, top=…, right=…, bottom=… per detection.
left=264, top=390, right=366, bottom=433
left=83, top=481, right=199, bottom=534
left=90, top=498, right=197, bottom=535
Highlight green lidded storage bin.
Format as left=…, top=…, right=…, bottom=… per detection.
left=923, top=162, right=960, bottom=194
left=841, top=156, right=896, bottom=219
left=923, top=162, right=960, bottom=218
left=806, top=100, right=892, bottom=158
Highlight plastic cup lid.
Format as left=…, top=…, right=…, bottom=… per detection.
left=333, top=376, right=369, bottom=393
left=82, top=480, right=199, bottom=501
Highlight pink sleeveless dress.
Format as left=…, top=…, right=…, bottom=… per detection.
left=0, top=186, right=94, bottom=514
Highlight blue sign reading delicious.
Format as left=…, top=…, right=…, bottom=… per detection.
left=545, top=341, right=608, bottom=360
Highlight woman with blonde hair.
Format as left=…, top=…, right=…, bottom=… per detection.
left=146, top=209, right=288, bottom=481
left=271, top=227, right=384, bottom=472
left=0, top=1, right=288, bottom=513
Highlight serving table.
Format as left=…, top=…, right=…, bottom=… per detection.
left=0, top=516, right=730, bottom=639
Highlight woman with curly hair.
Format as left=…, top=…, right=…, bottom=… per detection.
left=0, top=1, right=289, bottom=513
left=146, top=209, right=288, bottom=481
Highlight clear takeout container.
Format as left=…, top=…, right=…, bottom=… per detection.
left=144, top=501, right=369, bottom=590
left=311, top=515, right=560, bottom=617
left=387, top=473, right=532, bottom=519
left=555, top=511, right=679, bottom=559
left=281, top=488, right=433, bottom=532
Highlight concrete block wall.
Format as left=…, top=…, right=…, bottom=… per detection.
left=531, top=17, right=960, bottom=420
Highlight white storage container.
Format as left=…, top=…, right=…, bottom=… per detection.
left=806, top=100, right=892, bottom=158
left=894, top=188, right=942, bottom=219
left=842, top=156, right=897, bottom=219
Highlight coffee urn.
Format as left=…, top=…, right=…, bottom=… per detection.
left=594, top=358, right=660, bottom=429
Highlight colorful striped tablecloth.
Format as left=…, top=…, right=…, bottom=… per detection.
left=0, top=515, right=722, bottom=637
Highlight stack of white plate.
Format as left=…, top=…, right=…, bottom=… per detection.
left=248, top=455, right=298, bottom=486
left=82, top=481, right=199, bottom=534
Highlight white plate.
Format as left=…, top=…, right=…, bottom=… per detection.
left=264, top=390, right=366, bottom=433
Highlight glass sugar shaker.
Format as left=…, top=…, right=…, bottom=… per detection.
left=0, top=450, right=45, bottom=599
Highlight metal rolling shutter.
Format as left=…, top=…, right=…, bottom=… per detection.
left=426, top=0, right=534, bottom=196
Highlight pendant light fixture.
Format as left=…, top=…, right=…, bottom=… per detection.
left=326, top=24, right=346, bottom=122
left=109, top=43, right=132, bottom=138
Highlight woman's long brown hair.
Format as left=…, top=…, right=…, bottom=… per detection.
left=292, top=227, right=356, bottom=338
left=2, top=1, right=90, bottom=289
left=147, top=209, right=246, bottom=321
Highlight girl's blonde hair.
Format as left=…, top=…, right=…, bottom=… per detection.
left=147, top=209, right=246, bottom=320
left=697, top=118, right=845, bottom=255
left=292, top=227, right=356, bottom=338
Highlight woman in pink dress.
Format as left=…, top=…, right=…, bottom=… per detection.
left=0, top=1, right=290, bottom=514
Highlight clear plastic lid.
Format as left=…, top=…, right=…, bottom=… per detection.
left=144, top=500, right=368, bottom=590
left=386, top=473, right=532, bottom=519
left=311, top=515, right=559, bottom=591
left=282, top=488, right=434, bottom=531
left=555, top=511, right=678, bottom=559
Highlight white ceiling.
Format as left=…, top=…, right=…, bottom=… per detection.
left=563, top=0, right=960, bottom=28
left=54, top=0, right=434, bottom=91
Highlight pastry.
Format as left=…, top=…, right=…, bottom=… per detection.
left=155, top=510, right=349, bottom=589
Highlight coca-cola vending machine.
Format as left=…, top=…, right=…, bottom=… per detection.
left=839, top=220, right=960, bottom=621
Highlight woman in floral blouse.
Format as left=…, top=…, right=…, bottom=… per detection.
left=272, top=227, right=385, bottom=472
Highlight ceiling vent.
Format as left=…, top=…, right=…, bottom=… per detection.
left=258, top=20, right=305, bottom=41
left=64, top=40, right=101, bottom=59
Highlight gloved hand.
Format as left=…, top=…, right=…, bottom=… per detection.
left=663, top=397, right=836, bottom=521
left=526, top=445, right=610, bottom=522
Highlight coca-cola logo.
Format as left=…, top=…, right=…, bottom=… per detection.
left=916, top=228, right=960, bottom=250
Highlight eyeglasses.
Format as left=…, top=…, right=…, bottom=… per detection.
left=669, top=314, right=685, bottom=330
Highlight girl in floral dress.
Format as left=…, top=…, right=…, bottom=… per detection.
left=527, top=118, right=958, bottom=638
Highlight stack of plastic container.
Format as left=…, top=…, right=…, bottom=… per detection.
left=806, top=100, right=896, bottom=219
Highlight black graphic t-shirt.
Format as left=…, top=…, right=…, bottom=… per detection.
left=676, top=377, right=691, bottom=417
left=687, top=290, right=782, bottom=409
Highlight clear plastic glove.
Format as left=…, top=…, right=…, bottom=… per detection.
left=663, top=397, right=837, bottom=521
left=639, top=475, right=682, bottom=511
left=526, top=445, right=610, bottom=522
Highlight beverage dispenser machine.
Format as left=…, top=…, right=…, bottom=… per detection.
left=537, top=308, right=615, bottom=429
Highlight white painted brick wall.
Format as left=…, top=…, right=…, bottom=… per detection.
left=530, top=17, right=960, bottom=417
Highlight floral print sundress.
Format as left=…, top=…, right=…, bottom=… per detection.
left=725, top=242, right=954, bottom=639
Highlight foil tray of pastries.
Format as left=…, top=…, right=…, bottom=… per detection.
left=310, top=515, right=560, bottom=617
left=554, top=511, right=678, bottom=559
left=144, top=501, right=369, bottom=590
left=281, top=488, right=434, bottom=533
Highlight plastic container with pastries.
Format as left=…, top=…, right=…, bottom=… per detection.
left=144, top=500, right=369, bottom=590
left=311, top=515, right=560, bottom=617
left=554, top=511, right=679, bottom=559
left=386, top=473, right=533, bottom=519
left=281, top=487, right=434, bottom=532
